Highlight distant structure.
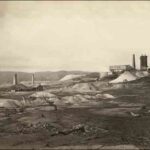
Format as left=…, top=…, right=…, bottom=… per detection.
left=110, top=54, right=149, bottom=73
left=109, top=65, right=133, bottom=73
left=36, top=84, right=44, bottom=91
left=100, top=72, right=109, bottom=78
left=140, top=55, right=148, bottom=71
left=132, top=54, right=136, bottom=70
left=32, top=74, right=35, bottom=85
left=13, top=73, right=18, bottom=85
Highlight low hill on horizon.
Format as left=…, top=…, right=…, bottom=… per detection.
left=0, top=71, right=91, bottom=84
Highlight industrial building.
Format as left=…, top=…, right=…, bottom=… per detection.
left=110, top=54, right=149, bottom=73
left=11, top=73, right=43, bottom=92
left=109, top=65, right=133, bottom=73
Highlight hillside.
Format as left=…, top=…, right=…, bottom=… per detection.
left=0, top=71, right=90, bottom=84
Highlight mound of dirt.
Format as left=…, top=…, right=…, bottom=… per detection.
left=60, top=74, right=84, bottom=81
left=0, top=99, right=19, bottom=108
left=30, top=91, right=57, bottom=98
left=110, top=71, right=138, bottom=83
left=61, top=93, right=115, bottom=106
left=135, top=71, right=145, bottom=78
left=30, top=92, right=61, bottom=106
left=71, top=83, right=97, bottom=91
left=96, top=94, right=115, bottom=99
left=62, top=95, right=88, bottom=105
left=142, top=71, right=149, bottom=76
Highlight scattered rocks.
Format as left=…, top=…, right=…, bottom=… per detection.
left=51, top=124, right=85, bottom=136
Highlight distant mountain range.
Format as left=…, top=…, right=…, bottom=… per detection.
left=0, top=71, right=93, bottom=84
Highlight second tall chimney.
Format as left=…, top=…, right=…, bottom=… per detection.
left=132, top=54, right=136, bottom=69
left=32, top=74, right=35, bottom=85
left=13, top=73, right=18, bottom=85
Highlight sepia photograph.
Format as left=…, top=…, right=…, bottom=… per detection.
left=0, top=1, right=150, bottom=149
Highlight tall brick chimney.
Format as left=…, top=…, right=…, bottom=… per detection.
left=132, top=54, right=136, bottom=70
left=13, top=73, right=18, bottom=85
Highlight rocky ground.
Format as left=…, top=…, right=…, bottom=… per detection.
left=0, top=78, right=150, bottom=149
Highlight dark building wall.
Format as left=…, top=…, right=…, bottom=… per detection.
left=140, top=55, right=148, bottom=71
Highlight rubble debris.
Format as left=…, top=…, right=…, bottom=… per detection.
left=42, top=96, right=57, bottom=111
left=138, top=106, right=150, bottom=116
left=30, top=92, right=57, bottom=98
left=130, top=106, right=150, bottom=117
left=51, top=124, right=85, bottom=136
left=49, top=124, right=109, bottom=138
left=130, top=112, right=140, bottom=117
left=84, top=125, right=108, bottom=134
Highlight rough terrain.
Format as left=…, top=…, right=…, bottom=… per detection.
left=0, top=76, right=150, bottom=149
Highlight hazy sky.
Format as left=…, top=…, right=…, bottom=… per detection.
left=0, top=1, right=150, bottom=72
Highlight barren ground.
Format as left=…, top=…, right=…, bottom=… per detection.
left=0, top=78, right=150, bottom=149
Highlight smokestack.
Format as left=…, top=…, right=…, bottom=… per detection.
left=32, top=74, right=34, bottom=85
left=132, top=54, right=136, bottom=69
left=13, top=73, right=18, bottom=85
